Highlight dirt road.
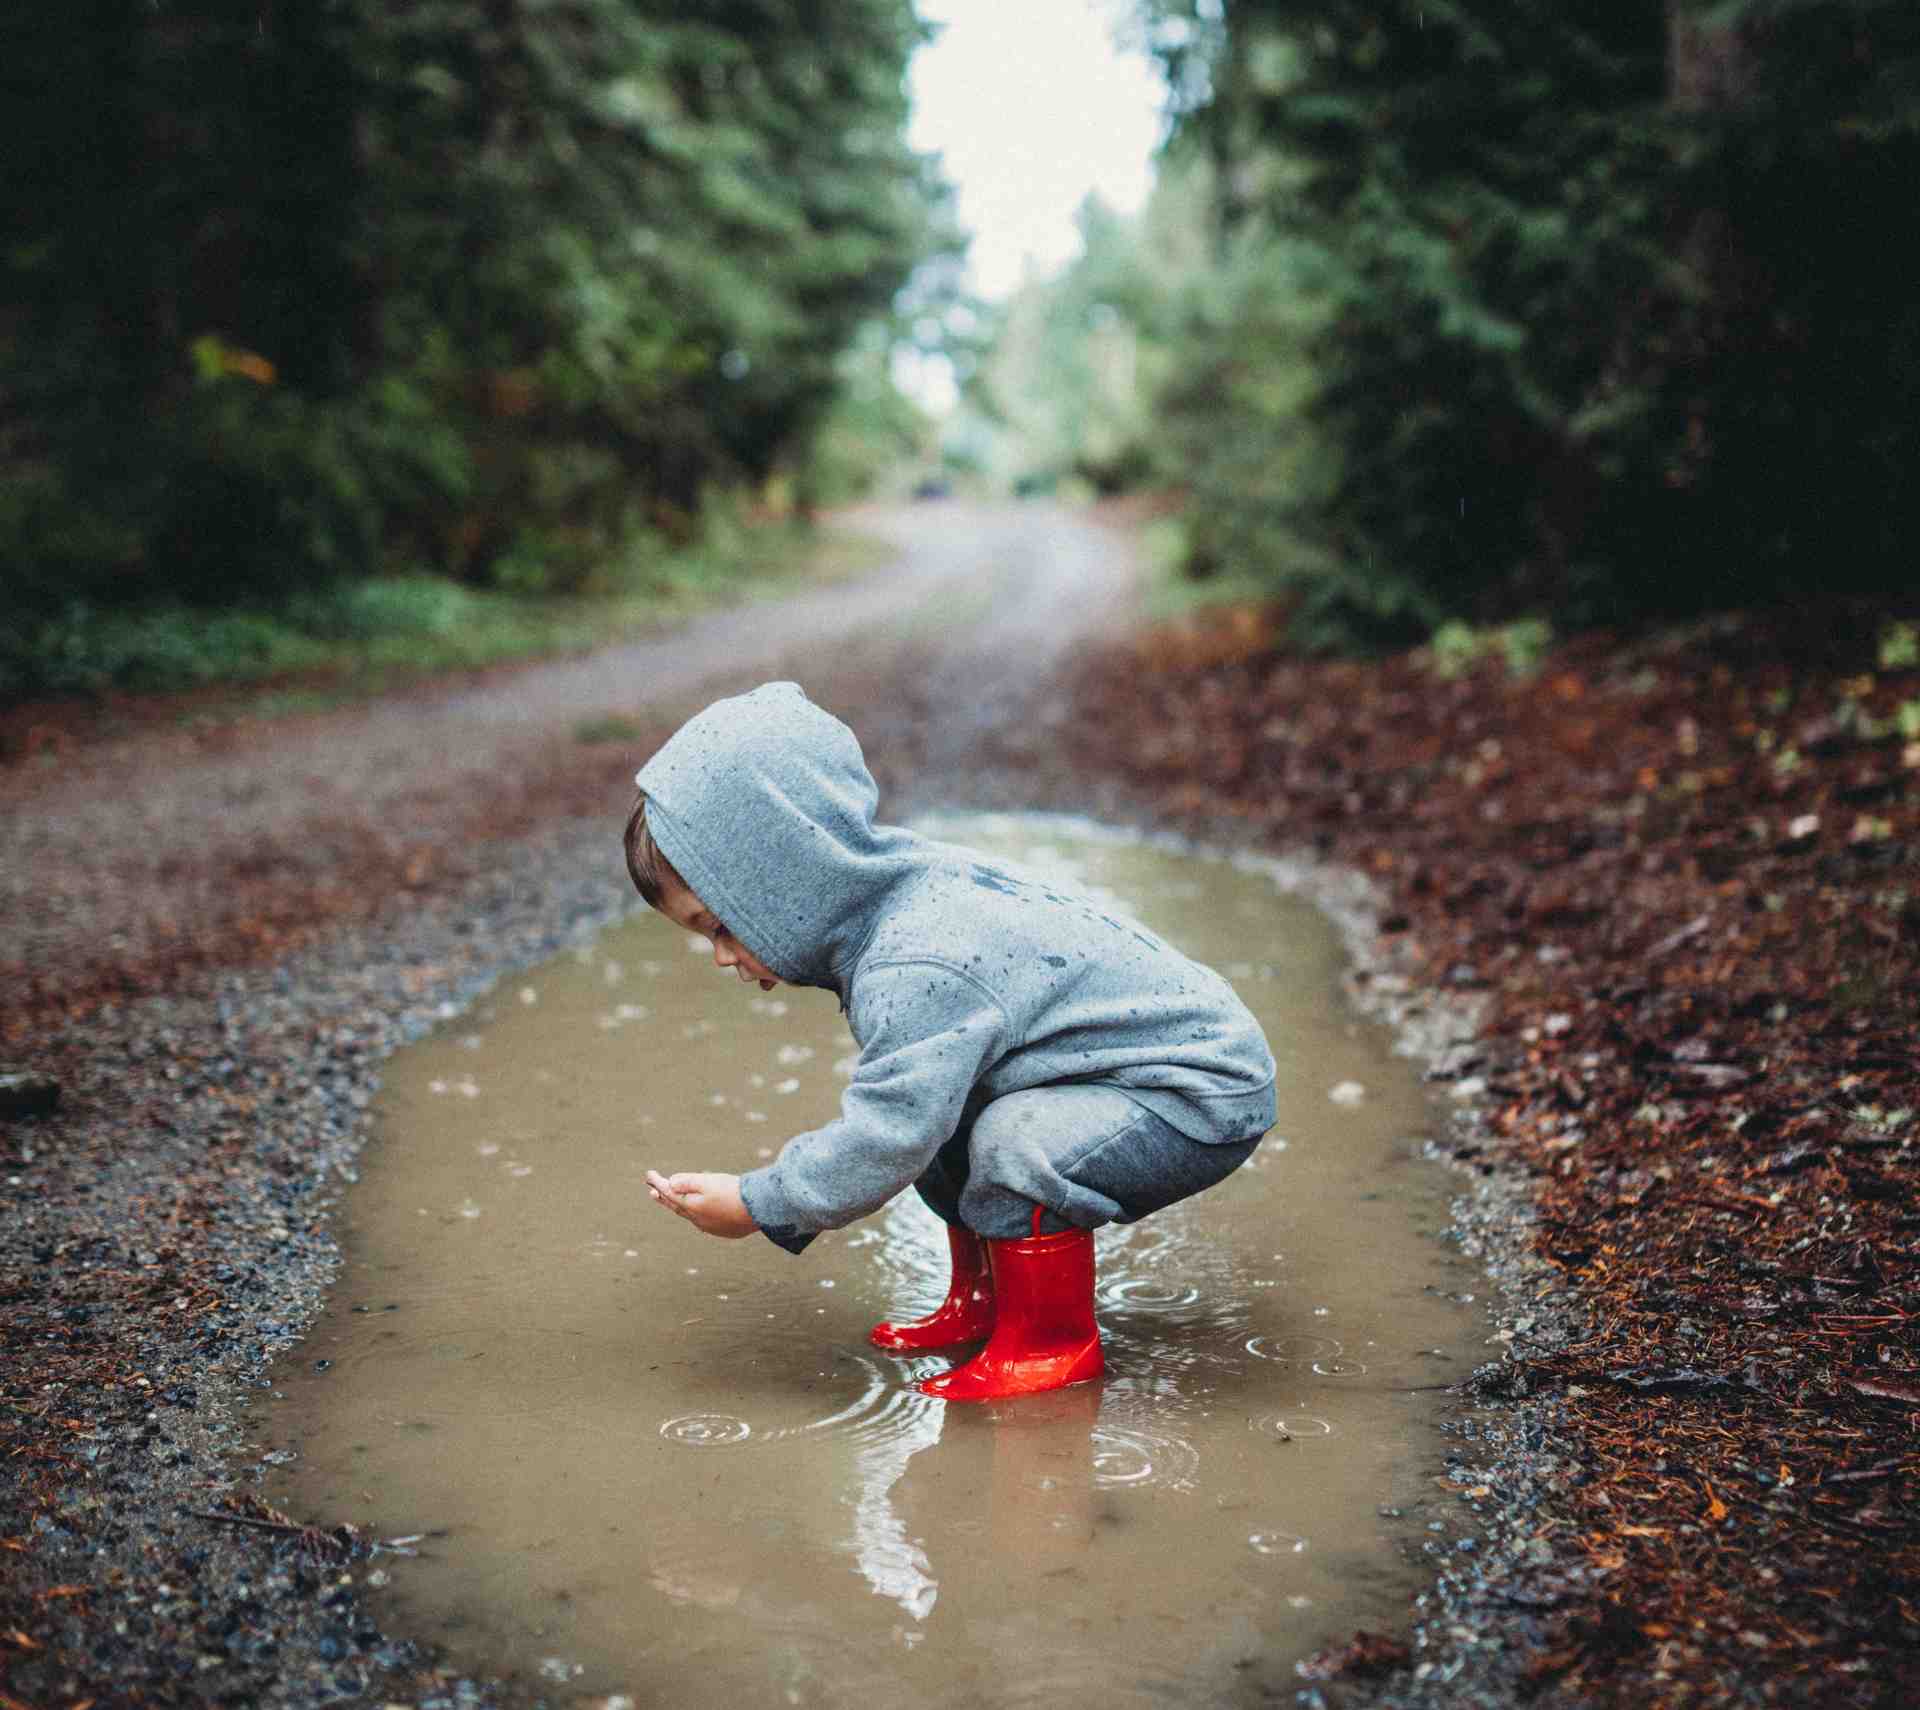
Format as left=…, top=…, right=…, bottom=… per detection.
left=1, top=502, right=1140, bottom=1036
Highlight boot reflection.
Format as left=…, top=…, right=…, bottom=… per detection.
left=985, top=1383, right=1100, bottom=1577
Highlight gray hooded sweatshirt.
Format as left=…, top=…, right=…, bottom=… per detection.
left=635, top=682, right=1277, bottom=1254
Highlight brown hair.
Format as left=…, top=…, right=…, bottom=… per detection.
left=622, top=792, right=681, bottom=908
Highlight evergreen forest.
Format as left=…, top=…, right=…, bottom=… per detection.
left=6, top=2, right=1917, bottom=698
left=2, top=0, right=953, bottom=697
left=974, top=0, right=1920, bottom=647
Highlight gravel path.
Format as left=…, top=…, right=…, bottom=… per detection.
left=1, top=503, right=1553, bottom=1710
left=0, top=504, right=1134, bottom=1034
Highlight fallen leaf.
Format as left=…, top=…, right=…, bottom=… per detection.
left=1848, top=1375, right=1920, bottom=1406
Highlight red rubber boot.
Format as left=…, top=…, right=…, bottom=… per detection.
left=916, top=1210, right=1104, bottom=1402
left=869, top=1224, right=995, bottom=1351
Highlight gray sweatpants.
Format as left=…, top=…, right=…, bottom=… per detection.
left=915, top=1083, right=1261, bottom=1240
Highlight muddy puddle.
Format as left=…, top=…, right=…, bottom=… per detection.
left=261, top=815, right=1486, bottom=1705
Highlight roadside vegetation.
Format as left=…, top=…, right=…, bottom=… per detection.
left=1, top=515, right=887, bottom=706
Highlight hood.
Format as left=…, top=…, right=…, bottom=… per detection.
left=633, top=682, right=921, bottom=988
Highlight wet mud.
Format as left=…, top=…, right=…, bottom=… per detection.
left=262, top=815, right=1485, bottom=1704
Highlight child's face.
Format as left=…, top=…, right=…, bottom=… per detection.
left=656, top=876, right=780, bottom=991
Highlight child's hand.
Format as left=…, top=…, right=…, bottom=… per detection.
left=645, top=1170, right=757, bottom=1239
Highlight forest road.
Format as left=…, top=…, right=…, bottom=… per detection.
left=1, top=501, right=1144, bottom=1036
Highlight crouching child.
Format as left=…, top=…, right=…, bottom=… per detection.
left=629, top=682, right=1277, bottom=1401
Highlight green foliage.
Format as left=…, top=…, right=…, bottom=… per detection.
left=801, top=323, right=937, bottom=506
left=141, top=380, right=471, bottom=602
left=0, top=475, right=144, bottom=613
left=965, top=186, right=1204, bottom=496
left=1427, top=617, right=1555, bottom=679
left=1, top=0, right=949, bottom=679
left=284, top=577, right=479, bottom=642
left=0, top=516, right=868, bottom=701
left=1126, top=0, right=1920, bottom=643
left=1879, top=621, right=1919, bottom=672
left=1, top=604, right=330, bottom=701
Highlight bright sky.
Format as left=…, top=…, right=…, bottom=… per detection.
left=909, top=0, right=1167, bottom=302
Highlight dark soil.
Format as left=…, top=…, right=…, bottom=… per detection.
left=1061, top=597, right=1920, bottom=1707
left=3, top=509, right=1915, bottom=1709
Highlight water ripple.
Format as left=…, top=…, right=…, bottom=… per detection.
left=1098, top=1276, right=1203, bottom=1313
left=1248, top=1529, right=1310, bottom=1556
left=1245, top=1332, right=1344, bottom=1366
left=767, top=1353, right=940, bottom=1454
left=1090, top=1400, right=1202, bottom=1492
left=658, top=1412, right=753, bottom=1447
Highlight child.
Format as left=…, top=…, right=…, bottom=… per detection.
left=630, top=682, right=1276, bottom=1401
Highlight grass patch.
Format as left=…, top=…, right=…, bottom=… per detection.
left=2, top=521, right=891, bottom=709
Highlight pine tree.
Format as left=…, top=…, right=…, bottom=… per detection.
left=1133, top=0, right=1920, bottom=638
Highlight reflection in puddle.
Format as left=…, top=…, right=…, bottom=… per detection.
left=265, top=814, right=1487, bottom=1705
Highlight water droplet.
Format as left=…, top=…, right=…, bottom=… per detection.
left=775, top=1044, right=815, bottom=1067
left=476, top=1142, right=500, bottom=1157
left=775, top=1077, right=800, bottom=1094
left=519, top=987, right=538, bottom=1005
left=458, top=1200, right=482, bottom=1219
left=1328, top=1081, right=1366, bottom=1106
